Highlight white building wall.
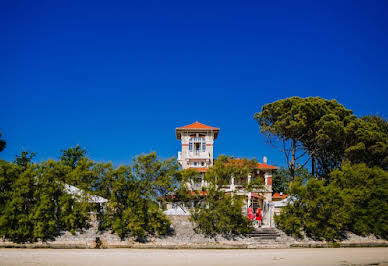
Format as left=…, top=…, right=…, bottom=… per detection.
left=178, top=131, right=215, bottom=170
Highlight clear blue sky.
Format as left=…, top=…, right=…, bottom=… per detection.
left=1, top=0, right=387, bottom=167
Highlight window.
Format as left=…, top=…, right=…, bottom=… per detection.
left=194, top=162, right=198, bottom=166
left=190, top=137, right=205, bottom=142
left=189, top=142, right=192, bottom=151
left=195, top=143, right=200, bottom=151
left=202, top=142, right=206, bottom=152
left=201, top=162, right=205, bottom=166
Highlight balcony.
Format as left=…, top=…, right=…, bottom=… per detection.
left=191, top=183, right=203, bottom=190
left=187, top=151, right=210, bottom=159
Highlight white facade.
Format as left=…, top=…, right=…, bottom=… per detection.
left=177, top=132, right=217, bottom=169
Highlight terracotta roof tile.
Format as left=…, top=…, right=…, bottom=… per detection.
left=176, top=121, right=219, bottom=130
left=176, top=121, right=220, bottom=139
left=189, top=167, right=208, bottom=172
left=272, top=193, right=288, bottom=199
left=251, top=193, right=265, bottom=199
left=226, top=158, right=279, bottom=170
left=256, top=163, right=279, bottom=170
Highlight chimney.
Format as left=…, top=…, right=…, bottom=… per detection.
left=263, top=156, right=268, bottom=164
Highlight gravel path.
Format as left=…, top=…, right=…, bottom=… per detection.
left=1, top=248, right=388, bottom=266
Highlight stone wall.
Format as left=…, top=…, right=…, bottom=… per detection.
left=1, top=215, right=387, bottom=249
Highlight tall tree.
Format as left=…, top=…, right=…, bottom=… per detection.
left=255, top=97, right=355, bottom=179
left=255, top=97, right=306, bottom=179
left=15, top=151, right=36, bottom=170
left=60, top=145, right=87, bottom=169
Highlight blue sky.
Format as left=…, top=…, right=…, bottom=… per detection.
left=1, top=0, right=387, bottom=167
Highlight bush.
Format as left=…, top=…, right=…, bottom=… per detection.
left=189, top=156, right=257, bottom=237
left=191, top=191, right=253, bottom=237
left=0, top=158, right=91, bottom=243
left=97, top=153, right=177, bottom=240
left=275, top=163, right=388, bottom=241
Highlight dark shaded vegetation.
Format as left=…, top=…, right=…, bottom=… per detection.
left=256, top=97, right=388, bottom=241
left=0, top=146, right=178, bottom=243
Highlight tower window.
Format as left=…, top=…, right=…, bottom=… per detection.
left=195, top=143, right=200, bottom=151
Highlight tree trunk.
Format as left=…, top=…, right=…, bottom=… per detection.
left=290, top=139, right=296, bottom=180
left=311, top=155, right=315, bottom=177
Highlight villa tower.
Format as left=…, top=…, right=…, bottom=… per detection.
left=176, top=121, right=220, bottom=171
left=170, top=121, right=280, bottom=227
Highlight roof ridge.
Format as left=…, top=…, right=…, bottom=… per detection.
left=176, top=121, right=220, bottom=130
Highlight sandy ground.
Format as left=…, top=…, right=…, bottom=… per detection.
left=0, top=248, right=387, bottom=266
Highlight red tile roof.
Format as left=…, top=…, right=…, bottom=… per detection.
left=177, top=121, right=219, bottom=130
left=176, top=121, right=220, bottom=139
left=189, top=167, right=208, bottom=172
left=189, top=191, right=208, bottom=196
left=251, top=193, right=265, bottom=199
left=226, top=158, right=279, bottom=170
left=272, top=193, right=288, bottom=199
left=257, top=163, right=279, bottom=170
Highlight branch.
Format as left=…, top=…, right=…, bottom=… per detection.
left=296, top=156, right=311, bottom=170
left=282, top=139, right=291, bottom=166
left=295, top=150, right=308, bottom=160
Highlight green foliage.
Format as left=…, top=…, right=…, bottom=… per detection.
left=98, top=152, right=177, bottom=240
left=191, top=191, right=252, bottom=237
left=330, top=163, right=388, bottom=238
left=0, top=161, right=36, bottom=242
left=272, top=166, right=309, bottom=194
left=257, top=97, right=388, bottom=241
left=255, top=97, right=356, bottom=179
left=1, top=147, right=180, bottom=243
left=189, top=156, right=256, bottom=237
left=275, top=163, right=388, bottom=241
left=15, top=151, right=36, bottom=170
left=344, top=115, right=388, bottom=170
left=0, top=152, right=91, bottom=243
left=60, top=145, right=87, bottom=169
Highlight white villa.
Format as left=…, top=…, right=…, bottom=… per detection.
left=165, top=121, right=281, bottom=227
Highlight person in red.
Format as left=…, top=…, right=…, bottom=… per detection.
left=247, top=206, right=255, bottom=222
left=255, top=207, right=262, bottom=227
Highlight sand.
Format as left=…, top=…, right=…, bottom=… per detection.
left=0, top=248, right=387, bottom=266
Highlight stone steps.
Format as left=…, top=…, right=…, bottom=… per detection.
left=245, top=228, right=281, bottom=241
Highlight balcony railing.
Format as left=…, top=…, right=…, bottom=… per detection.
left=191, top=183, right=203, bottom=190
left=187, top=151, right=209, bottom=158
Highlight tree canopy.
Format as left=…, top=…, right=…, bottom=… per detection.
left=255, top=97, right=387, bottom=179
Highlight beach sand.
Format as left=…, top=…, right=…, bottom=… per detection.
left=0, top=247, right=387, bottom=266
